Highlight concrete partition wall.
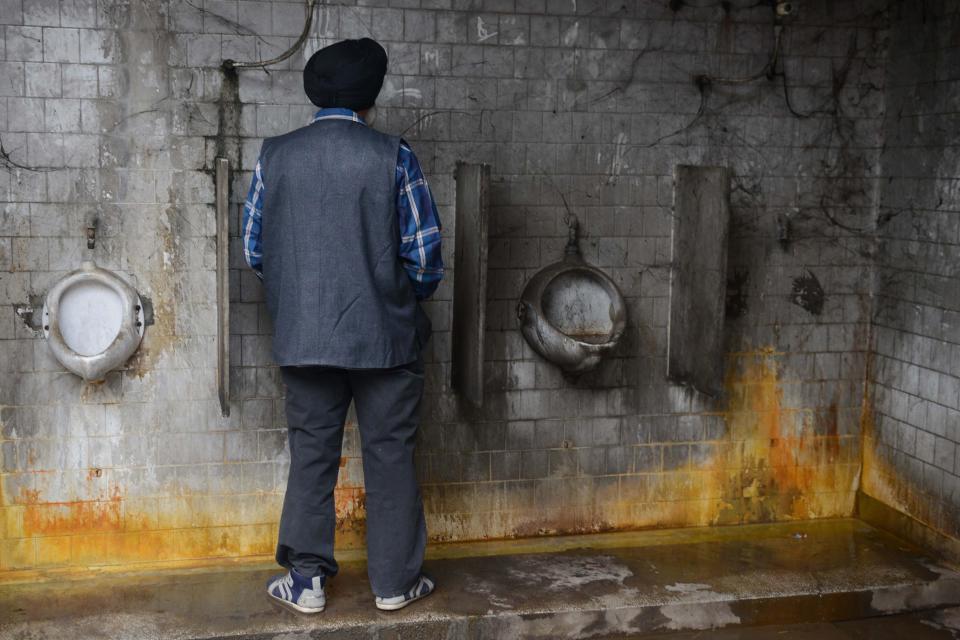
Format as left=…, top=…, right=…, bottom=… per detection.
left=0, top=0, right=889, bottom=575
left=451, top=162, right=490, bottom=408
left=667, top=165, right=730, bottom=397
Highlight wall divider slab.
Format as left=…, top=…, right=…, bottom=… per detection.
left=667, top=164, right=731, bottom=397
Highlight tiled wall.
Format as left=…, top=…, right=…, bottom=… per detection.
left=864, top=0, right=960, bottom=543
left=0, top=0, right=887, bottom=574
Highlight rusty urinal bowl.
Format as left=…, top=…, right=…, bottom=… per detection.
left=517, top=216, right=627, bottom=374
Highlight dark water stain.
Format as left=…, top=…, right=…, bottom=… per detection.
left=726, top=269, right=749, bottom=318
left=214, top=63, right=241, bottom=166
left=791, top=270, right=825, bottom=316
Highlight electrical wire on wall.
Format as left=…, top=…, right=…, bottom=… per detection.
left=696, top=22, right=784, bottom=86
left=651, top=0, right=820, bottom=147
left=223, top=0, right=318, bottom=71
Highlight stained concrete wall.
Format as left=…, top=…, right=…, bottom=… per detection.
left=0, top=0, right=888, bottom=575
left=864, top=0, right=960, bottom=545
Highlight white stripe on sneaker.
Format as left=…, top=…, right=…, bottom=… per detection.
left=375, top=574, right=435, bottom=611
left=266, top=571, right=326, bottom=614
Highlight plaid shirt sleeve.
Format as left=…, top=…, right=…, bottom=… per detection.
left=397, top=139, right=444, bottom=300
left=241, top=158, right=264, bottom=279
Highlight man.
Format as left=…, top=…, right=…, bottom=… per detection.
left=242, top=38, right=443, bottom=614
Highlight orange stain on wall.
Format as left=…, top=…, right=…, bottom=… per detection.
left=1, top=463, right=368, bottom=576
left=859, top=399, right=937, bottom=531
left=423, top=348, right=857, bottom=546
left=1, top=348, right=861, bottom=576
left=725, top=348, right=856, bottom=522
left=19, top=486, right=123, bottom=537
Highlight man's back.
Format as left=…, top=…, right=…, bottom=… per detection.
left=247, top=37, right=440, bottom=615
left=259, top=119, right=420, bottom=368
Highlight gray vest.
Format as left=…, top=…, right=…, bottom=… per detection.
left=259, top=119, right=427, bottom=368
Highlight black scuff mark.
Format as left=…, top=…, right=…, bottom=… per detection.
left=726, top=269, right=749, bottom=319
left=777, top=214, right=792, bottom=250
left=140, top=295, right=156, bottom=327
left=791, top=270, right=825, bottom=316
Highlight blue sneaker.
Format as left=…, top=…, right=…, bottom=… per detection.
left=266, top=568, right=326, bottom=614
left=375, top=574, right=435, bottom=611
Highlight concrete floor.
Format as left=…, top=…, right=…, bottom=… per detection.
left=1, top=519, right=958, bottom=639
left=635, top=607, right=960, bottom=639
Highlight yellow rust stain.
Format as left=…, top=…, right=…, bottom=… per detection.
left=724, top=348, right=852, bottom=522
left=2, top=347, right=861, bottom=576
left=20, top=486, right=123, bottom=537
left=1, top=469, right=370, bottom=576
left=334, top=486, right=366, bottom=541
left=422, top=347, right=856, bottom=547
left=859, top=387, right=960, bottom=543
left=859, top=398, right=936, bottom=533
left=859, top=394, right=899, bottom=510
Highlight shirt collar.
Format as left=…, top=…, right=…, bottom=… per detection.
left=309, top=107, right=367, bottom=125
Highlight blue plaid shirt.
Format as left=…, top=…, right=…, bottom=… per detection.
left=242, top=108, right=444, bottom=300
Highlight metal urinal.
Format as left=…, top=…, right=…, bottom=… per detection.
left=516, top=216, right=627, bottom=375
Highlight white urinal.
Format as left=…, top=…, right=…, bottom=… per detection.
left=42, top=261, right=145, bottom=381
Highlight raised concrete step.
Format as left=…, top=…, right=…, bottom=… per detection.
left=1, top=519, right=958, bottom=639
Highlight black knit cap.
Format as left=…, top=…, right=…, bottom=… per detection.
left=303, top=38, right=388, bottom=111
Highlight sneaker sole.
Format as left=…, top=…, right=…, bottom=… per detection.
left=267, top=590, right=325, bottom=614
left=375, top=590, right=432, bottom=611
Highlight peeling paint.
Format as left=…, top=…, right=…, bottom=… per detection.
left=13, top=294, right=45, bottom=332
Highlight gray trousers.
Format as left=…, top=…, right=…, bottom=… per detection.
left=276, top=358, right=427, bottom=598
